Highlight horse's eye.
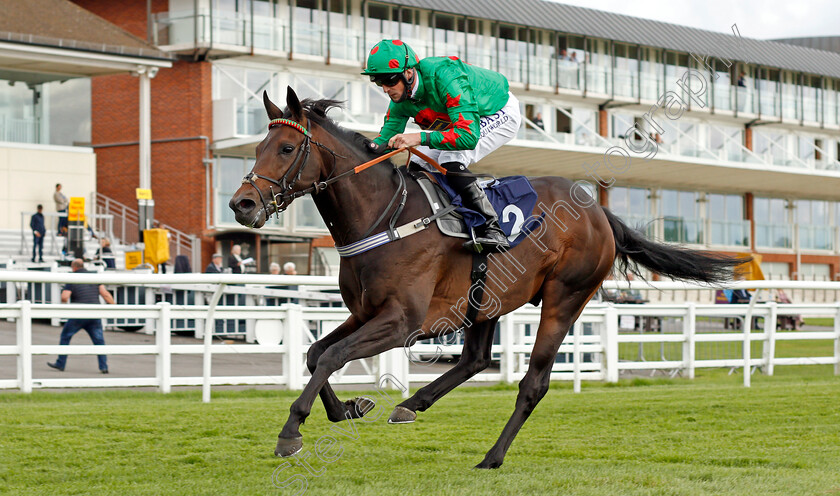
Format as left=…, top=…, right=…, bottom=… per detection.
left=281, top=144, right=295, bottom=154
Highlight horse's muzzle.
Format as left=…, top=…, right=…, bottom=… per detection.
left=229, top=192, right=266, bottom=228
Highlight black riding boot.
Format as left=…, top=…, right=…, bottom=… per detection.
left=459, top=181, right=510, bottom=252
left=442, top=161, right=509, bottom=252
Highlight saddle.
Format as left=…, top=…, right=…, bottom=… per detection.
left=405, top=166, right=543, bottom=249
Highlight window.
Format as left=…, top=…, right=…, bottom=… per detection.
left=754, top=197, right=791, bottom=248
left=610, top=187, right=650, bottom=232
left=708, top=193, right=747, bottom=246
left=661, top=189, right=702, bottom=244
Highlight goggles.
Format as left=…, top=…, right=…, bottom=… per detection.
left=370, top=73, right=403, bottom=87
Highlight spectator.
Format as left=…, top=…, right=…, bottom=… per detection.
left=737, top=71, right=747, bottom=87
left=228, top=244, right=243, bottom=274
left=96, top=238, right=115, bottom=269
left=269, top=262, right=281, bottom=275
left=205, top=253, right=224, bottom=273
left=47, top=259, right=115, bottom=373
left=532, top=113, right=544, bottom=131
left=558, top=49, right=570, bottom=61
left=569, top=52, right=578, bottom=64
left=54, top=183, right=69, bottom=234
left=30, top=204, right=46, bottom=263
left=283, top=262, right=297, bottom=276
left=174, top=255, right=191, bottom=273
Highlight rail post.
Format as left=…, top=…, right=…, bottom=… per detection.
left=572, top=321, right=581, bottom=393
left=500, top=313, right=515, bottom=383
left=834, top=303, right=840, bottom=376
left=683, top=302, right=696, bottom=379
left=380, top=349, right=409, bottom=399
left=764, top=302, right=777, bottom=376
left=603, top=304, right=619, bottom=383
left=17, top=300, right=32, bottom=393
left=284, top=303, right=305, bottom=390
left=157, top=302, right=172, bottom=393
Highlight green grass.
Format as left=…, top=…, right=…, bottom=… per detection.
left=804, top=317, right=834, bottom=327
left=2, top=368, right=840, bottom=495
left=619, top=335, right=835, bottom=362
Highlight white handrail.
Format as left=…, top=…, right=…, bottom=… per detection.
left=3, top=270, right=840, bottom=291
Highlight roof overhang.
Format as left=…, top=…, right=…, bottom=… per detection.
left=0, top=40, right=172, bottom=83
left=212, top=123, right=840, bottom=201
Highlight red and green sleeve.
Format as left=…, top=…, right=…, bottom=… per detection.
left=421, top=69, right=481, bottom=150
left=373, top=103, right=409, bottom=147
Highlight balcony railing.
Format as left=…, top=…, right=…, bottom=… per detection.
left=154, top=9, right=840, bottom=131
left=755, top=222, right=793, bottom=249
left=798, top=224, right=834, bottom=251
left=663, top=216, right=703, bottom=245
left=0, top=115, right=39, bottom=144
left=709, top=219, right=751, bottom=247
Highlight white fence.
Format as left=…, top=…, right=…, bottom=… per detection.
left=1, top=271, right=839, bottom=401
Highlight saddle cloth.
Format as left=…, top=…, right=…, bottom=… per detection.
left=410, top=169, right=543, bottom=249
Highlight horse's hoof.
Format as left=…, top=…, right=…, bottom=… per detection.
left=474, top=459, right=503, bottom=469
left=350, top=397, right=376, bottom=418
left=388, top=406, right=417, bottom=424
left=275, top=436, right=303, bottom=457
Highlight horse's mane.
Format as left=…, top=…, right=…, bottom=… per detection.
left=284, top=98, right=391, bottom=164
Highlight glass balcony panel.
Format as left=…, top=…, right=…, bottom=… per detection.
left=802, top=96, right=818, bottom=122
left=613, top=67, right=637, bottom=98
left=799, top=225, right=833, bottom=250
left=528, top=57, right=552, bottom=87
left=710, top=220, right=750, bottom=246
left=585, top=64, right=610, bottom=94
left=0, top=115, right=39, bottom=144
left=329, top=26, right=359, bottom=61
left=714, top=84, right=732, bottom=111
left=735, top=86, right=755, bottom=113
left=755, top=222, right=792, bottom=249
left=640, top=72, right=658, bottom=100
left=617, top=214, right=655, bottom=238
left=826, top=99, right=838, bottom=125
left=557, top=60, right=581, bottom=90
left=294, top=22, right=325, bottom=56
left=466, top=47, right=493, bottom=69
left=759, top=90, right=779, bottom=117
left=663, top=217, right=703, bottom=244
left=498, top=51, right=523, bottom=83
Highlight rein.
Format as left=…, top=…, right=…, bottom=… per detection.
left=242, top=117, right=444, bottom=222
left=242, top=117, right=453, bottom=257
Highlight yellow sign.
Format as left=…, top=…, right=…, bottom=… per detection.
left=136, top=188, right=153, bottom=200
left=68, top=197, right=85, bottom=222
left=125, top=251, right=143, bottom=270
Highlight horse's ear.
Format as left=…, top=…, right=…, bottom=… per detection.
left=286, top=86, right=303, bottom=122
left=263, top=91, right=282, bottom=120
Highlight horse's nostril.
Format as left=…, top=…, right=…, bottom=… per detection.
left=231, top=197, right=256, bottom=213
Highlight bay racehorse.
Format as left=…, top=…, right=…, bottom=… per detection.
left=229, top=87, right=743, bottom=469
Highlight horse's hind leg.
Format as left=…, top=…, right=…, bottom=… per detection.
left=476, top=282, right=593, bottom=469
left=390, top=317, right=498, bottom=423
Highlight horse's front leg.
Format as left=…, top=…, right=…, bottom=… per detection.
left=276, top=302, right=416, bottom=456
left=306, top=314, right=373, bottom=423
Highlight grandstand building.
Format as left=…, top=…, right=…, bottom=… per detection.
left=3, top=0, right=840, bottom=281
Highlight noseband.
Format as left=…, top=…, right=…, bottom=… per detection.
left=241, top=118, right=341, bottom=222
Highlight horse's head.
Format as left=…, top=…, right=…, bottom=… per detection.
left=229, top=87, right=334, bottom=228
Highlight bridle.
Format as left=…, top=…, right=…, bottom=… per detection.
left=240, top=117, right=446, bottom=235
left=241, top=117, right=344, bottom=221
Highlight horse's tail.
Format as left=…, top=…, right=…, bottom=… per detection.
left=602, top=207, right=746, bottom=284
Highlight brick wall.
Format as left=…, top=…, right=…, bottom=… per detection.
left=74, top=1, right=216, bottom=265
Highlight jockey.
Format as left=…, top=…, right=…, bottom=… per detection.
left=362, top=39, right=522, bottom=252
